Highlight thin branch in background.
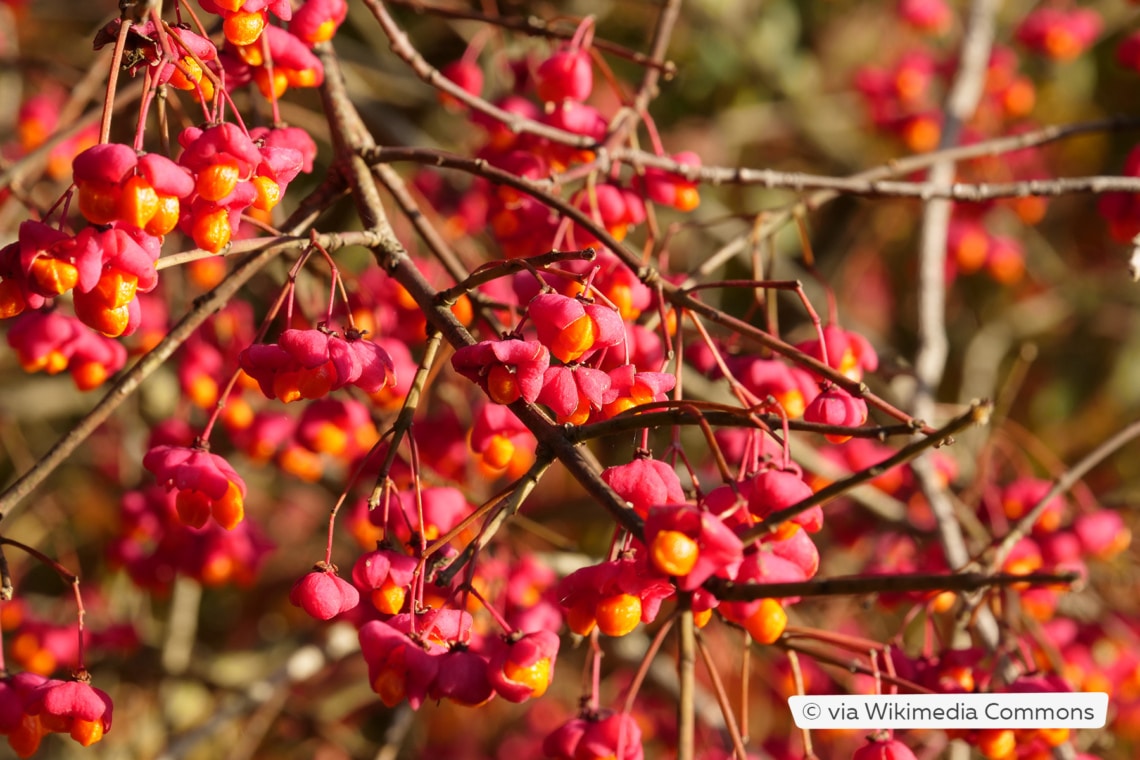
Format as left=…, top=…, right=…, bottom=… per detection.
left=694, top=630, right=749, bottom=760
left=677, top=601, right=696, bottom=760
left=786, top=650, right=818, bottom=760
left=0, top=541, right=12, bottom=602
left=367, top=330, right=445, bottom=509
left=910, top=0, right=1003, bottom=668
left=601, top=0, right=681, bottom=149
left=686, top=114, right=1140, bottom=284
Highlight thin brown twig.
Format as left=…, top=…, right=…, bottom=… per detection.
left=694, top=631, right=749, bottom=760
left=677, top=600, right=695, bottom=760
left=687, top=115, right=1140, bottom=283
left=708, top=569, right=1078, bottom=602
left=570, top=404, right=920, bottom=443
left=779, top=641, right=938, bottom=695
left=601, top=0, right=681, bottom=150
left=911, top=1, right=1002, bottom=666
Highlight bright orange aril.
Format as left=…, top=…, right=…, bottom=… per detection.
left=197, top=161, right=241, bottom=202
left=506, top=448, right=536, bottom=481
left=373, top=666, right=407, bottom=708
left=312, top=422, right=348, bottom=456
left=1036, top=727, right=1070, bottom=747
left=69, top=718, right=104, bottom=747
left=191, top=76, right=216, bottom=103
left=941, top=665, right=975, bottom=692
left=0, top=279, right=26, bottom=318
left=1013, top=196, right=1047, bottom=225
left=565, top=604, right=597, bottom=636
left=451, top=294, right=473, bottom=325
left=200, top=554, right=235, bottom=586
left=71, top=361, right=109, bottom=391
left=903, top=116, right=940, bottom=153
left=236, top=42, right=263, bottom=67
left=556, top=396, right=592, bottom=426
left=694, top=608, right=713, bottom=628
left=596, top=593, right=641, bottom=637
left=80, top=301, right=131, bottom=338
left=650, top=530, right=700, bottom=576
left=26, top=348, right=69, bottom=375
left=168, top=57, right=202, bottom=90
left=608, top=283, right=638, bottom=320
left=296, top=362, right=336, bottom=399
left=120, top=174, right=159, bottom=228
left=602, top=397, right=638, bottom=419
left=988, top=252, right=1024, bottom=285
left=1044, top=29, right=1079, bottom=61
left=894, top=68, right=928, bottom=102
left=372, top=579, right=406, bottom=614
left=774, top=389, right=806, bottom=419
left=674, top=185, right=700, bottom=212
left=77, top=181, right=122, bottom=225
left=221, top=396, right=255, bottom=430
left=504, top=656, right=552, bottom=698
left=307, top=19, right=338, bottom=44
left=836, top=348, right=860, bottom=380
left=191, top=207, right=232, bottom=253
left=487, top=364, right=521, bottom=404
left=223, top=10, right=266, bottom=47
left=977, top=728, right=1017, bottom=759
left=212, top=480, right=245, bottom=530
left=17, top=118, right=48, bottom=151
left=550, top=314, right=596, bottom=363
left=930, top=590, right=956, bottom=613
left=354, top=423, right=379, bottom=450
left=94, top=270, right=139, bottom=310
left=394, top=283, right=418, bottom=310
left=1002, top=78, right=1035, bottom=118
left=146, top=194, right=181, bottom=237
left=743, top=599, right=787, bottom=644
left=29, top=256, right=78, bottom=296
left=481, top=434, right=515, bottom=470
left=278, top=445, right=323, bottom=482
left=188, top=256, right=227, bottom=289
left=251, top=175, right=281, bottom=211
left=955, top=230, right=989, bottom=273
left=273, top=369, right=305, bottom=404
left=255, top=68, right=289, bottom=100
left=285, top=68, right=320, bottom=88
left=185, top=373, right=218, bottom=410
left=768, top=521, right=801, bottom=541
